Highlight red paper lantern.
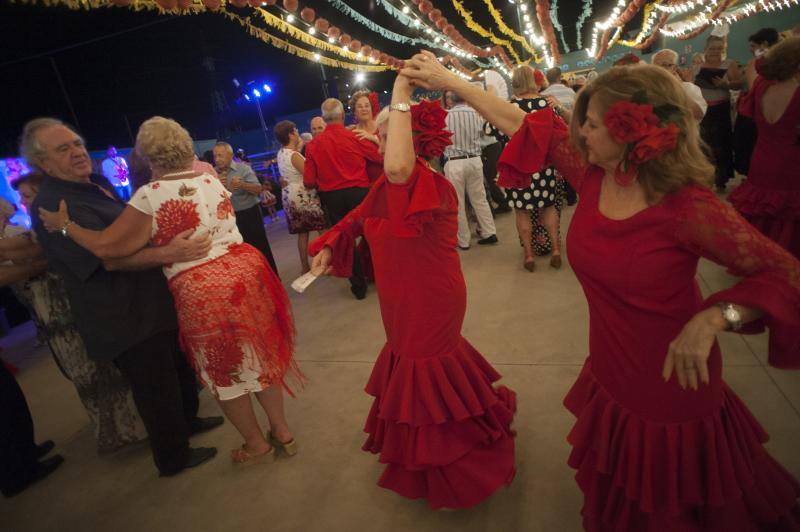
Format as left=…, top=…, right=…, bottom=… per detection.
left=247, top=0, right=261, bottom=6
left=349, top=40, right=362, bottom=52
left=315, top=18, right=329, bottom=33
left=428, top=8, right=442, bottom=22
left=379, top=52, right=389, bottom=63
left=327, top=26, right=341, bottom=39
left=418, top=1, right=432, bottom=15
left=263, top=0, right=277, bottom=4
left=361, top=45, right=372, bottom=56
left=156, top=0, right=177, bottom=9
left=371, top=49, right=381, bottom=60
left=435, top=18, right=448, bottom=30
left=228, top=0, right=248, bottom=6
left=282, top=0, right=298, bottom=12
left=339, top=34, right=352, bottom=46
left=112, top=0, right=133, bottom=6
left=300, top=7, right=315, bottom=22
left=202, top=0, right=220, bottom=7
left=411, top=0, right=420, bottom=4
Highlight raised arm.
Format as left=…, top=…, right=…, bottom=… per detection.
left=384, top=75, right=416, bottom=184
left=38, top=200, right=152, bottom=260
left=400, top=51, right=527, bottom=137
left=303, top=148, right=319, bottom=189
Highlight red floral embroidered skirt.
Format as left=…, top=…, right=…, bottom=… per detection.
left=168, top=243, right=302, bottom=400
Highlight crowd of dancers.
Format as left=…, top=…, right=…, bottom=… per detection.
left=1, top=26, right=799, bottom=532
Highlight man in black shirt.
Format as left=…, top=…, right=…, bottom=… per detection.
left=23, top=117, right=221, bottom=477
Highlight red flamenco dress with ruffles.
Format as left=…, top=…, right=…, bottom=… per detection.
left=499, top=109, right=800, bottom=531
left=309, top=160, right=516, bottom=509
left=729, top=75, right=800, bottom=259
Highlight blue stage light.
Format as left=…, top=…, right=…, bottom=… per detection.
left=263, top=83, right=272, bottom=93
left=252, top=88, right=261, bottom=98
left=244, top=94, right=251, bottom=101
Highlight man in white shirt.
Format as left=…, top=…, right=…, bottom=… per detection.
left=541, top=67, right=577, bottom=112
left=100, top=146, right=132, bottom=201
left=651, top=49, right=707, bottom=120
left=444, top=93, right=498, bottom=250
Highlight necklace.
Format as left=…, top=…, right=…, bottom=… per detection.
left=161, top=170, right=197, bottom=178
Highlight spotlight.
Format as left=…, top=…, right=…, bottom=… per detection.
left=328, top=37, right=335, bottom=43
left=313, top=53, right=321, bottom=61
left=309, top=27, right=316, bottom=35
left=286, top=14, right=295, bottom=23
left=263, top=84, right=272, bottom=93
left=232, top=78, right=240, bottom=88
left=244, top=94, right=251, bottom=101
left=252, top=88, right=261, bottom=98
left=355, top=73, right=365, bottom=83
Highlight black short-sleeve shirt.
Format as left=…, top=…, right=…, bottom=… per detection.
left=32, top=174, right=178, bottom=361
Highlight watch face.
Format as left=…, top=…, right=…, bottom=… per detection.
left=725, top=307, right=741, bottom=321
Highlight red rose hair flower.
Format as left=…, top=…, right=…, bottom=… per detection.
left=410, top=99, right=452, bottom=159
left=603, top=91, right=683, bottom=186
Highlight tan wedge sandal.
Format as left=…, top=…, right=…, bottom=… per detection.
left=268, top=431, right=298, bottom=457
left=231, top=445, right=276, bottom=465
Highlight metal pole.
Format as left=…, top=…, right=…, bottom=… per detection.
left=123, top=114, right=135, bottom=146
left=319, top=64, right=329, bottom=99
left=253, top=97, right=270, bottom=150
left=49, top=56, right=81, bottom=131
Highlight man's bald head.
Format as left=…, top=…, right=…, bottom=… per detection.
left=321, top=99, right=345, bottom=124
left=310, top=116, right=326, bottom=137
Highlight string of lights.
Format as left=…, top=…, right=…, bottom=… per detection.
left=450, top=0, right=526, bottom=64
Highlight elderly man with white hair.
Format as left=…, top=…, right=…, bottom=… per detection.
left=303, top=98, right=382, bottom=299
left=213, top=141, right=279, bottom=275
left=652, top=48, right=707, bottom=120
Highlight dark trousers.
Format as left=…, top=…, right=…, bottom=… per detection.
left=318, top=187, right=370, bottom=293
left=481, top=142, right=507, bottom=207
left=0, top=362, right=38, bottom=496
left=235, top=203, right=279, bottom=276
left=115, top=330, right=198, bottom=476
left=701, top=102, right=735, bottom=187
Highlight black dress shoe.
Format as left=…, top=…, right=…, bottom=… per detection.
left=477, top=235, right=499, bottom=245
left=189, top=416, right=224, bottom=436
left=160, top=447, right=217, bottom=477
left=35, top=440, right=55, bottom=459
left=350, top=285, right=367, bottom=300
left=2, top=454, right=64, bottom=498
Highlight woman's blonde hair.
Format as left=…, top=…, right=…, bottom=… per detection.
left=135, top=116, right=195, bottom=173
left=759, top=36, right=800, bottom=81
left=569, top=64, right=714, bottom=202
left=511, top=65, right=537, bottom=97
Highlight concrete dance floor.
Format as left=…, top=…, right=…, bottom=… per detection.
left=3, top=203, right=800, bottom=532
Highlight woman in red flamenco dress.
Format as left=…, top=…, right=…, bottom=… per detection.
left=402, top=53, right=800, bottom=530
left=729, top=37, right=800, bottom=259
left=309, top=76, right=516, bottom=509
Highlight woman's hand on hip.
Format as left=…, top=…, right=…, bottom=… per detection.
left=662, top=307, right=727, bottom=390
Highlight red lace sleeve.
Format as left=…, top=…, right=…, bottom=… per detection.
left=675, top=186, right=800, bottom=368
left=307, top=200, right=366, bottom=278
left=497, top=107, right=589, bottom=191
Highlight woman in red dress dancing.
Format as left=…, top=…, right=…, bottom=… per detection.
left=310, top=76, right=516, bottom=509
left=402, top=53, right=800, bottom=530
left=729, top=37, right=800, bottom=259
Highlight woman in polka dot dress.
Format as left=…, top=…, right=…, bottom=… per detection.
left=487, top=66, right=563, bottom=271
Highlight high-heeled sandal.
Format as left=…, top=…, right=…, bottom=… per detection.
left=268, top=431, right=298, bottom=457
left=549, top=255, right=562, bottom=269
left=231, top=445, right=276, bottom=465
left=523, top=257, right=536, bottom=272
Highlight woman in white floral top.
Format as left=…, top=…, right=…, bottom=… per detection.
left=39, top=117, right=303, bottom=465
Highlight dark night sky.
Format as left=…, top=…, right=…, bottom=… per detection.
left=0, top=1, right=633, bottom=154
